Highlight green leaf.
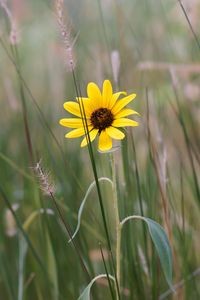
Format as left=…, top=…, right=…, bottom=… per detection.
left=69, top=177, right=113, bottom=243
left=78, top=274, right=115, bottom=300
left=144, top=218, right=173, bottom=287
left=121, top=216, right=173, bottom=287
left=45, top=231, right=59, bottom=300
left=18, top=234, right=28, bottom=300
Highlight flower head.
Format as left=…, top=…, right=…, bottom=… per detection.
left=59, top=80, right=139, bottom=151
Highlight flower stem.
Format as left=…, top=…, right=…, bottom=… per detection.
left=111, top=153, right=121, bottom=299
left=116, top=224, right=121, bottom=291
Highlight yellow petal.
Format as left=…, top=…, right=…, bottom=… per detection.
left=87, top=83, right=102, bottom=109
left=87, top=82, right=101, bottom=99
left=63, top=102, right=81, bottom=117
left=65, top=126, right=92, bottom=138
left=115, top=108, right=140, bottom=119
left=102, top=80, right=113, bottom=107
left=112, top=118, right=139, bottom=127
left=81, top=129, right=98, bottom=147
left=59, top=118, right=89, bottom=128
left=106, top=127, right=125, bottom=140
left=109, top=92, right=127, bottom=109
left=112, top=93, right=137, bottom=115
left=98, top=131, right=112, bottom=151
left=76, top=97, right=96, bottom=114
left=78, top=99, right=94, bottom=116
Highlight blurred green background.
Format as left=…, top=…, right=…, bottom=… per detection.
left=0, top=0, right=200, bottom=299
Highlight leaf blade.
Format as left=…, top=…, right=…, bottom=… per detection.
left=145, top=218, right=173, bottom=287
left=78, top=274, right=115, bottom=300
left=120, top=215, right=173, bottom=288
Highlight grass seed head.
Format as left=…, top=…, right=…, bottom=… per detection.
left=0, top=0, right=19, bottom=45
left=34, top=160, right=55, bottom=196
left=55, top=0, right=75, bottom=71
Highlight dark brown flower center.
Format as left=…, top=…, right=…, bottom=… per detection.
left=90, top=108, right=114, bottom=131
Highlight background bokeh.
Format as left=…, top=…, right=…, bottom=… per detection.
left=0, top=0, right=200, bottom=299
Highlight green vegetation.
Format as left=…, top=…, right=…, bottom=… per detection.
left=0, top=0, right=200, bottom=299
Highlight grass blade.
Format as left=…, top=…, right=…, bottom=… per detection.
left=121, top=216, right=173, bottom=288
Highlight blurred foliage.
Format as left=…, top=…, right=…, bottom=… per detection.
left=0, top=0, right=200, bottom=299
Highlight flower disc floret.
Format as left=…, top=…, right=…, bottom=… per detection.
left=90, top=108, right=114, bottom=131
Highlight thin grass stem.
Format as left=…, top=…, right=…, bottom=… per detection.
left=110, top=153, right=122, bottom=299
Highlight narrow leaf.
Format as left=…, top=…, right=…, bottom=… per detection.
left=45, top=231, right=59, bottom=300
left=69, top=177, right=113, bottom=242
left=78, top=274, right=115, bottom=300
left=145, top=218, right=173, bottom=287
left=121, top=216, right=173, bottom=287
left=18, top=234, right=28, bottom=300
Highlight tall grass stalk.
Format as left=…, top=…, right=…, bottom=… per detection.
left=110, top=153, right=121, bottom=297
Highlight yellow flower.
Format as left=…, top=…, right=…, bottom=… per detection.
left=59, top=80, right=139, bottom=152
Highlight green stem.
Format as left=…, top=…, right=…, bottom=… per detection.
left=111, top=153, right=121, bottom=299
left=116, top=224, right=122, bottom=291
